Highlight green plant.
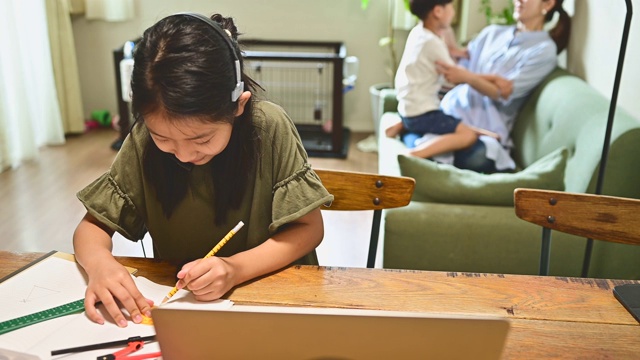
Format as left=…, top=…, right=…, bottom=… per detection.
left=479, top=0, right=516, bottom=25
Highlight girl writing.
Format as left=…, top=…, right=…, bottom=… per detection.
left=73, top=13, right=333, bottom=327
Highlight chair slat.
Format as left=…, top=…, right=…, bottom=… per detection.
left=514, top=189, right=640, bottom=246
left=315, top=169, right=415, bottom=211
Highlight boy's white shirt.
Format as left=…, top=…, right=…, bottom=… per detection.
left=395, top=22, right=455, bottom=118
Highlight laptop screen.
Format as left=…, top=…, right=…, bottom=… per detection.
left=152, top=305, right=509, bottom=360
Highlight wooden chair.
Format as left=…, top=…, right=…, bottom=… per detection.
left=514, top=188, right=640, bottom=275
left=314, top=169, right=415, bottom=268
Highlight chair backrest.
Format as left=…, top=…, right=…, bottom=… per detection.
left=314, top=169, right=415, bottom=268
left=514, top=188, right=640, bottom=275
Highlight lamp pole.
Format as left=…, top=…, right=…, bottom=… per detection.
left=581, top=0, right=633, bottom=277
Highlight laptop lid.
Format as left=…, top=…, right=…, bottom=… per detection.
left=152, top=305, right=510, bottom=360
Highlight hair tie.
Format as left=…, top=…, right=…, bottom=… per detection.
left=224, top=29, right=232, bottom=37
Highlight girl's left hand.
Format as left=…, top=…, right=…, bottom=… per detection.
left=436, top=61, right=470, bottom=85
left=174, top=257, right=236, bottom=301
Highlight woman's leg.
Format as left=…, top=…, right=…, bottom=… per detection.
left=453, top=139, right=497, bottom=173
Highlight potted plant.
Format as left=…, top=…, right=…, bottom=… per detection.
left=479, top=0, right=516, bottom=25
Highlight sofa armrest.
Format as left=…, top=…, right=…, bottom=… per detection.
left=378, top=112, right=406, bottom=177
left=380, top=88, right=398, bottom=114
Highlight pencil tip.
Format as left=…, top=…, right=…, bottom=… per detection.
left=160, top=297, right=168, bottom=305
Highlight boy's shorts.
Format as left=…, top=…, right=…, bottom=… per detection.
left=400, top=110, right=461, bottom=135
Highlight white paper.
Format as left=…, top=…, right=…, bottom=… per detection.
left=0, top=257, right=87, bottom=323
left=0, top=255, right=233, bottom=359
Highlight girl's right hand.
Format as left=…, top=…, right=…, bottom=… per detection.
left=83, top=257, right=153, bottom=327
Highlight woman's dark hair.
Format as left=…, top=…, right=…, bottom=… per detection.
left=409, top=0, right=453, bottom=20
left=130, top=13, right=261, bottom=224
left=546, top=0, right=571, bottom=54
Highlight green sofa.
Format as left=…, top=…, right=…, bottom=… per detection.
left=377, top=67, right=640, bottom=279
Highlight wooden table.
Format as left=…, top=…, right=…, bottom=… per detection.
left=2, top=251, right=639, bottom=359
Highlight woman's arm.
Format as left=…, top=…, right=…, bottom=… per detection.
left=174, top=208, right=324, bottom=300
left=436, top=61, right=512, bottom=100
left=73, top=213, right=153, bottom=327
left=479, top=74, right=514, bottom=99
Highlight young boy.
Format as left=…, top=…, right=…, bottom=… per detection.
left=386, top=0, right=499, bottom=159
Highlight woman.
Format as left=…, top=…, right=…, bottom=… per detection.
left=406, top=0, right=571, bottom=173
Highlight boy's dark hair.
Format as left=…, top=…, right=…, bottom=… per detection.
left=130, top=13, right=261, bottom=224
left=409, top=0, right=453, bottom=20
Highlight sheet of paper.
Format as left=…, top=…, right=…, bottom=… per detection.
left=0, top=256, right=87, bottom=323
left=0, top=348, right=40, bottom=360
left=0, top=255, right=233, bottom=359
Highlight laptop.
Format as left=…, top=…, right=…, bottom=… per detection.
left=152, top=305, right=510, bottom=360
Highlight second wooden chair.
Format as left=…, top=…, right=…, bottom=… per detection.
left=315, top=169, right=415, bottom=268
left=514, top=188, right=640, bottom=275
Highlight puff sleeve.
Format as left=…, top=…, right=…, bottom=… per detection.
left=257, top=102, right=333, bottom=233
left=76, top=126, right=148, bottom=241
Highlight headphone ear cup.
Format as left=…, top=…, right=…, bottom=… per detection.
left=232, top=81, right=244, bottom=102
left=231, top=59, right=244, bottom=102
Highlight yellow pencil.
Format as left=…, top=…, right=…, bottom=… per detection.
left=160, top=221, right=244, bottom=305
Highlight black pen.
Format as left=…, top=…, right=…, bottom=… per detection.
left=51, top=335, right=156, bottom=356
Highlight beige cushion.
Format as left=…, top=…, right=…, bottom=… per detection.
left=398, top=147, right=568, bottom=206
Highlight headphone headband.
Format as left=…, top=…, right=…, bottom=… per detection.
left=172, top=12, right=244, bottom=102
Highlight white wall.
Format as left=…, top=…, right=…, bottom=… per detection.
left=567, top=0, right=640, bottom=121
left=71, top=0, right=394, bottom=132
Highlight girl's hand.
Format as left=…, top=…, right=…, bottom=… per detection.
left=175, top=257, right=236, bottom=301
left=436, top=61, right=470, bottom=85
left=83, top=257, right=153, bottom=327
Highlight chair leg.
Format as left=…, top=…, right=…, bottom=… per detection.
left=367, top=210, right=382, bottom=268
left=539, top=227, right=552, bottom=276
left=581, top=238, right=594, bottom=277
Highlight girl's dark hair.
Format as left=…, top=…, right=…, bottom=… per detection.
left=130, top=13, right=261, bottom=224
left=409, top=0, right=453, bottom=20
left=546, top=0, right=571, bottom=54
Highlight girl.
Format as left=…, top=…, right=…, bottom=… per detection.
left=73, top=13, right=333, bottom=328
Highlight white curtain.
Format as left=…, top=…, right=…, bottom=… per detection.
left=0, top=0, right=65, bottom=171
left=46, top=0, right=85, bottom=134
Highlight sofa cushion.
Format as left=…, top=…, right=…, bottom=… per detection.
left=398, top=147, right=568, bottom=206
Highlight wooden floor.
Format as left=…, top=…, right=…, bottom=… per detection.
left=0, top=128, right=379, bottom=267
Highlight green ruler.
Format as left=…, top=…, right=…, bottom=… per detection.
left=0, top=299, right=85, bottom=335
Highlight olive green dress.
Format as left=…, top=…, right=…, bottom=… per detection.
left=77, top=101, right=333, bottom=265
